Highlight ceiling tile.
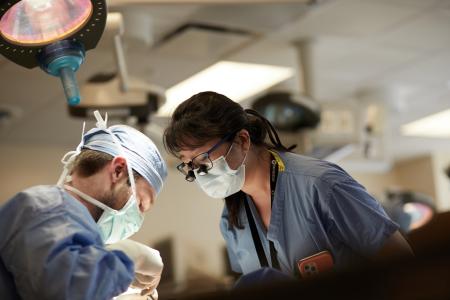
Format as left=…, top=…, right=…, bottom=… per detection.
left=310, top=40, right=420, bottom=99
left=377, top=52, right=450, bottom=88
left=278, top=0, right=422, bottom=39
left=379, top=8, right=450, bottom=52
left=371, top=0, right=442, bottom=9
left=190, top=3, right=308, bottom=34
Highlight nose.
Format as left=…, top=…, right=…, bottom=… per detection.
left=139, top=194, right=152, bottom=213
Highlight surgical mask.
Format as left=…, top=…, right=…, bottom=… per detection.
left=64, top=184, right=143, bottom=244
left=195, top=143, right=247, bottom=199
left=57, top=111, right=144, bottom=244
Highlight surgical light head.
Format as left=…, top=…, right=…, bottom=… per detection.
left=0, top=0, right=107, bottom=105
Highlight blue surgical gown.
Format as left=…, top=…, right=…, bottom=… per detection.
left=0, top=185, right=134, bottom=299
left=220, top=151, right=399, bottom=275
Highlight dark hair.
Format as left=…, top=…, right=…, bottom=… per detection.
left=72, top=149, right=140, bottom=182
left=72, top=149, right=113, bottom=177
left=163, top=91, right=292, bottom=229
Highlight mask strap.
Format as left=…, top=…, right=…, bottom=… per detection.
left=224, top=136, right=250, bottom=166
left=224, top=142, right=234, bottom=158
left=56, top=151, right=78, bottom=186
left=57, top=122, right=86, bottom=187
left=242, top=140, right=250, bottom=165
left=93, top=110, right=138, bottom=204
left=94, top=110, right=108, bottom=130
left=64, top=184, right=120, bottom=214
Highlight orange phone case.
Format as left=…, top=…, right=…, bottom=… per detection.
left=297, top=250, right=334, bottom=278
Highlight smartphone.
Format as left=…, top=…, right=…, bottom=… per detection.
left=297, top=250, right=334, bottom=278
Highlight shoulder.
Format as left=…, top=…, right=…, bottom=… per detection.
left=0, top=186, right=67, bottom=249
left=22, top=185, right=65, bottom=211
left=1, top=185, right=64, bottom=214
left=277, top=151, right=354, bottom=187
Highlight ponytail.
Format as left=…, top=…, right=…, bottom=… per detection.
left=225, top=109, right=295, bottom=230
left=244, top=109, right=296, bottom=152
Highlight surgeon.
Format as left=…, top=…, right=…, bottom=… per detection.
left=164, top=91, right=413, bottom=280
left=0, top=111, right=168, bottom=299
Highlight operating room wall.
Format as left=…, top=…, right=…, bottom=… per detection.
left=0, top=144, right=70, bottom=201
left=349, top=154, right=449, bottom=211
left=394, top=155, right=437, bottom=202
left=431, top=152, right=450, bottom=211
left=0, top=143, right=228, bottom=284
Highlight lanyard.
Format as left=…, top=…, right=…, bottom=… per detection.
left=243, top=152, right=280, bottom=270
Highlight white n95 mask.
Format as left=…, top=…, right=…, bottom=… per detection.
left=195, top=144, right=247, bottom=199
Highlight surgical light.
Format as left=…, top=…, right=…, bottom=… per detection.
left=252, top=91, right=320, bottom=132
left=0, top=0, right=107, bottom=105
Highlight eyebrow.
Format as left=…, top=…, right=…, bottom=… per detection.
left=178, top=150, right=204, bottom=162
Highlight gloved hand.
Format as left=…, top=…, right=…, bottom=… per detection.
left=131, top=273, right=160, bottom=298
left=106, top=239, right=163, bottom=298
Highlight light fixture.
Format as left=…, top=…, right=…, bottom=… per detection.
left=0, top=0, right=93, bottom=46
left=69, top=73, right=165, bottom=128
left=0, top=0, right=107, bottom=105
left=401, top=109, right=450, bottom=138
left=158, top=61, right=294, bottom=116
left=252, top=91, right=320, bottom=132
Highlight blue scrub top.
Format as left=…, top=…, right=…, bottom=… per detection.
left=0, top=186, right=134, bottom=299
left=220, top=151, right=399, bottom=275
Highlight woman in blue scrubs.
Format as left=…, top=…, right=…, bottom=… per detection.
left=164, top=91, right=413, bottom=278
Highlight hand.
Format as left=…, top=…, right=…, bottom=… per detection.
left=106, top=240, right=163, bottom=296
left=142, top=288, right=158, bottom=300
left=131, top=272, right=161, bottom=296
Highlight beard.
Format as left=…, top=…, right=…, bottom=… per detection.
left=99, top=183, right=130, bottom=210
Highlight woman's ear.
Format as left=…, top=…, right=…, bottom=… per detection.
left=110, top=156, right=128, bottom=183
left=238, top=129, right=251, bottom=151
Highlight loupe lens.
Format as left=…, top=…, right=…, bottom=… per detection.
left=197, top=165, right=208, bottom=176
left=186, top=170, right=196, bottom=182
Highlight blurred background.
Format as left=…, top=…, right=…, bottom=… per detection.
left=1, top=0, right=450, bottom=297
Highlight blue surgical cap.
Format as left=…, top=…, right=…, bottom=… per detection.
left=81, top=125, right=167, bottom=195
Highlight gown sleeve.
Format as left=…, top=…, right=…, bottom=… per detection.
left=0, top=188, right=135, bottom=300
left=320, top=178, right=399, bottom=256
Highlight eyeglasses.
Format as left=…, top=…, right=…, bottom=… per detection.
left=177, top=132, right=235, bottom=182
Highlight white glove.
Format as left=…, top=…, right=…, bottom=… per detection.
left=114, top=287, right=158, bottom=300
left=106, top=239, right=163, bottom=297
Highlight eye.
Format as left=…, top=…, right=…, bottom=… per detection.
left=192, top=153, right=209, bottom=165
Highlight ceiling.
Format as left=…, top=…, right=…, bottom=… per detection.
left=1, top=0, right=450, bottom=165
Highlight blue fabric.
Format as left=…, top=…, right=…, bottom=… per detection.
left=0, top=186, right=135, bottom=299
left=234, top=267, right=293, bottom=289
left=0, top=259, right=20, bottom=300
left=220, top=152, right=399, bottom=275
left=82, top=125, right=167, bottom=195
